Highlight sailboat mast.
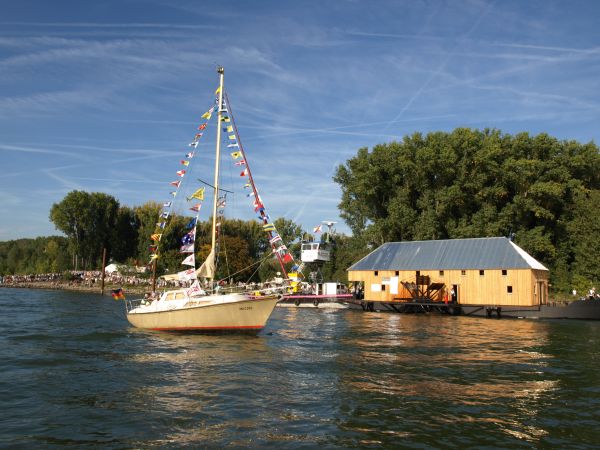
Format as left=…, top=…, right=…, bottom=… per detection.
left=210, top=67, right=225, bottom=262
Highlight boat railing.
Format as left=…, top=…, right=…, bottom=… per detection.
left=125, top=297, right=153, bottom=313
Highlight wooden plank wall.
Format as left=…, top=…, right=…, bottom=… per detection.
left=349, top=268, right=549, bottom=306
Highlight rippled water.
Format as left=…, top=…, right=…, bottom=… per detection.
left=1, top=288, right=600, bottom=448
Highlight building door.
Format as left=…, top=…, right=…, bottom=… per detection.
left=451, top=284, right=459, bottom=303
left=537, top=281, right=547, bottom=305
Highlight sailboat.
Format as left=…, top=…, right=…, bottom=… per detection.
left=125, top=67, right=293, bottom=333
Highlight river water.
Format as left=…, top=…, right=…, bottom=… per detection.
left=1, top=287, right=599, bottom=449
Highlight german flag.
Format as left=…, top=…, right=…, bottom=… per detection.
left=111, top=288, right=125, bottom=301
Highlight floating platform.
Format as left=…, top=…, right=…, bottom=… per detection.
left=279, top=293, right=353, bottom=308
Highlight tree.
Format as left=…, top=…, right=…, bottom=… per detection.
left=49, top=191, right=120, bottom=269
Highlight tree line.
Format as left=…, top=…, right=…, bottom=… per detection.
left=333, top=127, right=600, bottom=293
left=1, top=128, right=598, bottom=294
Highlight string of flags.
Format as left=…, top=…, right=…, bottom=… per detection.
left=147, top=94, right=218, bottom=266
left=146, top=85, right=295, bottom=281
left=221, top=94, right=295, bottom=267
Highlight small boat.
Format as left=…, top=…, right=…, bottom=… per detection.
left=125, top=67, right=293, bottom=333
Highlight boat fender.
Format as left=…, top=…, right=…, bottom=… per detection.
left=278, top=294, right=284, bottom=301
left=294, top=298, right=300, bottom=306
left=313, top=299, right=319, bottom=307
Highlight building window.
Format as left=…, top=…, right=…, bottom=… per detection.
left=507, top=286, right=513, bottom=294
left=395, top=271, right=399, bottom=276
left=382, top=285, right=386, bottom=291
left=461, top=270, right=466, bottom=276
left=502, top=269, right=507, bottom=276
left=480, top=270, right=485, bottom=276
left=374, top=271, right=378, bottom=276
left=439, top=270, right=444, bottom=276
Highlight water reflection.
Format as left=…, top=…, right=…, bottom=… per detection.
left=3, top=289, right=600, bottom=449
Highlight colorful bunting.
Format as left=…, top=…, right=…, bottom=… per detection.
left=163, top=201, right=172, bottom=207
left=235, top=160, right=246, bottom=166
left=176, top=170, right=186, bottom=177
left=187, top=187, right=205, bottom=201
left=270, top=234, right=282, bottom=244
left=189, top=204, right=201, bottom=212
left=222, top=116, right=230, bottom=122
left=313, top=224, right=322, bottom=233
left=186, top=217, right=197, bottom=229
left=198, top=123, right=207, bottom=131
left=240, top=168, right=248, bottom=177
left=170, top=191, right=177, bottom=197
left=151, top=233, right=162, bottom=241
left=231, top=151, right=242, bottom=159
left=181, top=253, right=195, bottom=266
left=263, top=223, right=276, bottom=232
left=181, top=160, right=190, bottom=166
left=187, top=280, right=204, bottom=296
left=180, top=243, right=194, bottom=253
left=227, top=143, right=239, bottom=148
left=181, top=229, right=196, bottom=245
left=186, top=152, right=195, bottom=158
left=170, top=180, right=181, bottom=187
left=189, top=142, right=199, bottom=148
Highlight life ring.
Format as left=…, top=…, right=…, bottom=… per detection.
left=313, top=299, right=319, bottom=307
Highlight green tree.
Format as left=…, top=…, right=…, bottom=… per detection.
left=49, top=190, right=120, bottom=269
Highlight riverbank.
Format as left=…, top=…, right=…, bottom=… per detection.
left=0, top=281, right=149, bottom=296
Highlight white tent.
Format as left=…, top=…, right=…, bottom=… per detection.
left=105, top=263, right=120, bottom=274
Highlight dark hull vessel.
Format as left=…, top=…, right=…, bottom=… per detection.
left=344, top=298, right=600, bottom=320
left=460, top=299, right=600, bottom=320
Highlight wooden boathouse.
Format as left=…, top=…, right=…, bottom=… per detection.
left=347, top=237, right=549, bottom=311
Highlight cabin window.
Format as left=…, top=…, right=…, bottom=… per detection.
left=461, top=270, right=466, bottom=276
left=382, top=285, right=386, bottom=291
left=479, top=270, right=485, bottom=276
left=502, top=269, right=508, bottom=276
left=507, top=286, right=513, bottom=294
left=439, top=270, right=444, bottom=276
left=395, top=271, right=399, bottom=276
left=374, top=271, right=378, bottom=276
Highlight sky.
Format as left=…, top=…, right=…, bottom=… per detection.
left=1, top=0, right=600, bottom=241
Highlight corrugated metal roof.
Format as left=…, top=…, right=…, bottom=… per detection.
left=348, top=237, right=548, bottom=271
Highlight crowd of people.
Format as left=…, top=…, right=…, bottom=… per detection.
left=0, top=271, right=152, bottom=290
left=0, top=271, right=281, bottom=293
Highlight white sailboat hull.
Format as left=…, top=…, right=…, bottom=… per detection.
left=126, top=294, right=280, bottom=333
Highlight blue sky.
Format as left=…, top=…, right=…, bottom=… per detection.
left=1, top=0, right=599, bottom=241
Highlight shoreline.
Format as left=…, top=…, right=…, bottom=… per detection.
left=0, top=282, right=149, bottom=296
